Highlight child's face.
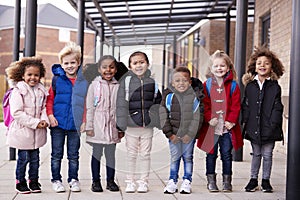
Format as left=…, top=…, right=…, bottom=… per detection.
left=171, top=72, right=191, bottom=93
left=98, top=58, right=117, bottom=81
left=129, top=54, right=149, bottom=78
left=23, top=66, right=41, bottom=87
left=61, top=54, right=80, bottom=78
left=211, top=57, right=229, bottom=79
left=255, top=56, right=272, bottom=77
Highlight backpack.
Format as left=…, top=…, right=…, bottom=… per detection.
left=205, top=78, right=236, bottom=97
left=124, top=76, right=159, bottom=101
left=2, top=88, right=14, bottom=127
left=165, top=92, right=200, bottom=113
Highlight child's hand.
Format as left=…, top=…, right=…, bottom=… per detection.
left=86, top=130, right=95, bottom=137
left=48, top=114, right=58, bottom=127
left=169, top=134, right=180, bottom=144
left=80, top=122, right=86, bottom=133
left=37, top=120, right=48, bottom=129
left=181, top=134, right=191, bottom=144
left=118, top=131, right=125, bottom=139
left=209, top=118, right=218, bottom=126
left=225, top=121, right=235, bottom=130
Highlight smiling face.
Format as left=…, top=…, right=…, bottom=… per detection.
left=98, top=58, right=117, bottom=81
left=172, top=71, right=191, bottom=93
left=255, top=56, right=272, bottom=79
left=129, top=54, right=149, bottom=78
left=211, top=57, right=230, bottom=79
left=23, top=66, right=41, bottom=87
left=61, top=53, right=80, bottom=78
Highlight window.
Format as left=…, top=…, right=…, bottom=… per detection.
left=59, top=29, right=70, bottom=42
left=261, top=13, right=270, bottom=48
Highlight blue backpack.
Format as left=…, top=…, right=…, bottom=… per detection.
left=205, top=78, right=236, bottom=97
left=165, top=93, right=200, bottom=113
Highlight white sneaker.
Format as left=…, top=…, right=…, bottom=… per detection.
left=180, top=179, right=191, bottom=194
left=69, top=179, right=81, bottom=192
left=52, top=180, right=65, bottom=193
left=137, top=180, right=148, bottom=193
left=164, top=179, right=178, bottom=194
left=125, top=180, right=136, bottom=193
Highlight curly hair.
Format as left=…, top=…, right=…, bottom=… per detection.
left=247, top=46, right=285, bottom=78
left=206, top=50, right=238, bottom=80
left=6, top=56, right=46, bottom=82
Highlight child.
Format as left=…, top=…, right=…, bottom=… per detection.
left=116, top=51, right=162, bottom=193
left=242, top=47, right=285, bottom=193
left=6, top=57, right=49, bottom=194
left=160, top=67, right=204, bottom=194
left=46, top=42, right=82, bottom=193
left=85, top=55, right=123, bottom=192
left=197, top=50, right=243, bottom=192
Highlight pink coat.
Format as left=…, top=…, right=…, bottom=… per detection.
left=85, top=76, right=120, bottom=144
left=7, top=81, right=49, bottom=150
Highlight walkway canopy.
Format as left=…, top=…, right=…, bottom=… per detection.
left=67, top=0, right=255, bottom=46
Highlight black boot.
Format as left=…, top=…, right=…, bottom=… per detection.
left=91, top=180, right=103, bottom=192
left=106, top=180, right=119, bottom=192
left=222, top=174, right=232, bottom=192
left=261, top=179, right=273, bottom=193
left=207, top=174, right=219, bottom=192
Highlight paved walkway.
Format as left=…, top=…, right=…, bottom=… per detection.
left=0, top=123, right=286, bottom=200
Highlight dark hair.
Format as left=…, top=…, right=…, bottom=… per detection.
left=128, top=51, right=149, bottom=68
left=115, top=62, right=128, bottom=81
left=7, top=56, right=46, bottom=82
left=247, top=46, right=285, bottom=78
left=174, top=66, right=191, bottom=77
left=98, top=55, right=117, bottom=68
left=82, top=63, right=99, bottom=83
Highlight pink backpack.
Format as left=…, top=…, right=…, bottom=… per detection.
left=2, top=88, right=14, bottom=127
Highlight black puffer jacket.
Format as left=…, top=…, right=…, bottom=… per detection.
left=241, top=73, right=284, bottom=145
left=116, top=70, right=162, bottom=131
left=159, top=86, right=204, bottom=139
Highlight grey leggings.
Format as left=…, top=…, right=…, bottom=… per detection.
left=250, top=142, right=275, bottom=180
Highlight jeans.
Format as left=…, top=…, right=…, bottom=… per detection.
left=206, top=133, right=233, bottom=175
left=16, top=149, right=40, bottom=182
left=91, top=143, right=116, bottom=182
left=50, top=127, right=80, bottom=183
left=168, top=138, right=196, bottom=183
left=250, top=142, right=275, bottom=180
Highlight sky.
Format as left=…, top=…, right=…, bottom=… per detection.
left=0, top=0, right=78, bottom=17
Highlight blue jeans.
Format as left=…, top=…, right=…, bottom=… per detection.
left=168, top=138, right=196, bottom=183
left=91, top=143, right=116, bottom=182
left=16, top=149, right=40, bottom=182
left=206, top=133, right=233, bottom=175
left=50, top=127, right=80, bottom=183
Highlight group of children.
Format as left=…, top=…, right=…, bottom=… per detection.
left=4, top=41, right=285, bottom=195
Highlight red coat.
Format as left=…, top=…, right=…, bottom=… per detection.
left=197, top=71, right=243, bottom=153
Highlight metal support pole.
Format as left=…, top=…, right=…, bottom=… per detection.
left=225, top=7, right=231, bottom=55
left=77, top=0, right=84, bottom=64
left=172, top=35, right=177, bottom=69
left=286, top=0, right=300, bottom=199
left=24, top=0, right=37, bottom=57
left=162, top=43, right=166, bottom=90
left=100, top=20, right=104, bottom=57
left=233, top=0, right=248, bottom=161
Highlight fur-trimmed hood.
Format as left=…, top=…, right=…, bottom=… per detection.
left=242, top=72, right=280, bottom=86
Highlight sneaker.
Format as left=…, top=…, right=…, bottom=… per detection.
left=180, top=179, right=191, bottom=194
left=16, top=181, right=31, bottom=194
left=261, top=179, right=273, bottom=193
left=69, top=179, right=81, bottom=192
left=91, top=180, right=103, bottom=192
left=52, top=180, right=66, bottom=193
left=245, top=178, right=258, bottom=192
left=29, top=179, right=41, bottom=193
left=106, top=180, right=119, bottom=192
left=125, top=180, right=136, bottom=193
left=164, top=179, right=178, bottom=194
left=137, top=180, right=148, bottom=193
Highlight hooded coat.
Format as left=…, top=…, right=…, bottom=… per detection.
left=241, top=73, right=284, bottom=145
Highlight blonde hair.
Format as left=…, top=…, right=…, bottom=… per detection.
left=206, top=50, right=238, bottom=80
left=58, top=41, right=81, bottom=64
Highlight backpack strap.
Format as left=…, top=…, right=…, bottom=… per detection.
left=93, top=80, right=102, bottom=107
left=154, top=81, right=159, bottom=99
left=165, top=93, right=174, bottom=112
left=125, top=76, right=132, bottom=101
left=193, top=97, right=200, bottom=113
left=52, top=75, right=59, bottom=96
left=205, top=78, right=236, bottom=97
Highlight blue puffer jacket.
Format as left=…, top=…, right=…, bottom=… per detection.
left=52, top=64, right=76, bottom=131
left=72, top=67, right=89, bottom=131
left=116, top=70, right=162, bottom=131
